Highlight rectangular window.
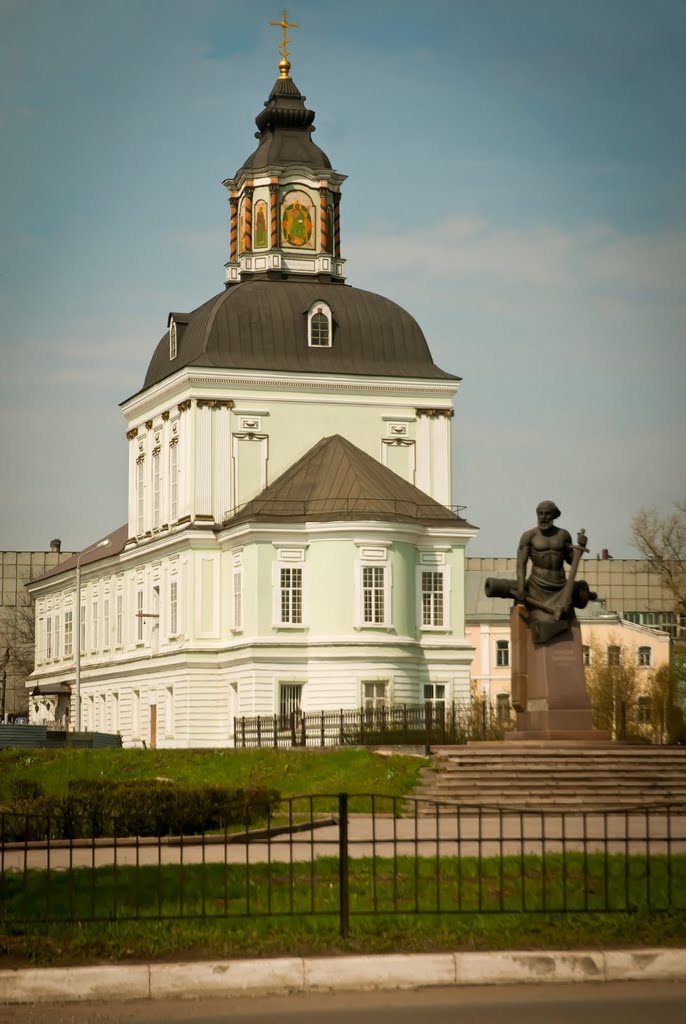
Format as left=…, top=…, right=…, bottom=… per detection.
left=64, top=609, right=73, bottom=658
left=136, top=458, right=144, bottom=534
left=116, top=593, right=123, bottom=645
left=424, top=683, right=446, bottom=705
left=280, top=567, right=302, bottom=624
left=496, top=640, right=510, bottom=667
left=279, top=683, right=303, bottom=726
left=582, top=644, right=591, bottom=666
left=637, top=695, right=652, bottom=725
left=363, top=680, right=388, bottom=710
left=103, top=598, right=110, bottom=648
left=607, top=644, right=621, bottom=666
left=80, top=604, right=86, bottom=652
left=233, top=569, right=242, bottom=629
left=136, top=589, right=144, bottom=642
left=421, top=570, right=444, bottom=626
left=92, top=600, right=98, bottom=650
left=132, top=689, right=141, bottom=737
left=53, top=613, right=60, bottom=660
left=170, top=580, right=178, bottom=636
left=362, top=566, right=385, bottom=624
left=45, top=616, right=52, bottom=661
left=165, top=686, right=175, bottom=736
left=112, top=692, right=120, bottom=734
left=638, top=646, right=652, bottom=667
left=152, top=451, right=160, bottom=528
left=496, top=693, right=512, bottom=724
left=170, top=442, right=178, bottom=522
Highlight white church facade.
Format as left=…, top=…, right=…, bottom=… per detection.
left=27, top=48, right=477, bottom=747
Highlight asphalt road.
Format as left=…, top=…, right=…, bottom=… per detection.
left=2, top=982, right=686, bottom=1024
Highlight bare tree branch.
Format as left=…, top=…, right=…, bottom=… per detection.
left=630, top=500, right=686, bottom=616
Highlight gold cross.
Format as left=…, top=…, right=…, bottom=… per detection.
left=270, top=8, right=299, bottom=77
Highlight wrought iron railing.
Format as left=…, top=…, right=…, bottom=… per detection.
left=233, top=701, right=513, bottom=749
left=2, top=795, right=684, bottom=938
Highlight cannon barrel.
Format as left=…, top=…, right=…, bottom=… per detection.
left=484, top=577, right=518, bottom=600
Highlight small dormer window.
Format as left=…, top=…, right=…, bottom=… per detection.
left=308, top=302, right=332, bottom=348
left=169, top=320, right=177, bottom=360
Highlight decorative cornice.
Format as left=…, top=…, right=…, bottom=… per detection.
left=162, top=411, right=170, bottom=421
left=196, top=399, right=235, bottom=410
left=145, top=419, right=153, bottom=429
left=126, top=428, right=138, bottom=440
left=416, top=408, right=454, bottom=418
left=178, top=400, right=192, bottom=413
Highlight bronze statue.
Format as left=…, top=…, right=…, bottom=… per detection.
left=485, top=501, right=596, bottom=644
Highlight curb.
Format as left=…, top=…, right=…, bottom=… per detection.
left=1, top=948, right=685, bottom=1004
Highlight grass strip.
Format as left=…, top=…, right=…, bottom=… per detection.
left=2, top=853, right=685, bottom=965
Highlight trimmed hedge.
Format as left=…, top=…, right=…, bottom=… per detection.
left=0, top=777, right=280, bottom=841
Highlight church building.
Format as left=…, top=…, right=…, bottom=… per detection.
left=27, top=36, right=477, bottom=747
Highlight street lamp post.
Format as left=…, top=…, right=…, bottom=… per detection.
left=0, top=647, right=10, bottom=723
left=74, top=539, right=111, bottom=732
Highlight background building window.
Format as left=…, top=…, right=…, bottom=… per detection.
left=152, top=451, right=160, bottom=528
left=136, top=459, right=145, bottom=534
left=103, top=599, right=110, bottom=648
left=362, top=566, right=385, bottom=624
left=637, top=645, right=652, bottom=667
left=116, top=594, right=123, bottom=646
left=170, top=442, right=178, bottom=521
left=496, top=639, right=510, bottom=667
left=421, top=571, right=444, bottom=626
left=91, top=600, right=98, bottom=650
left=54, top=614, right=60, bottom=660
left=136, top=590, right=144, bottom=642
left=80, top=604, right=86, bottom=652
left=45, top=616, right=52, bottom=661
left=582, top=644, right=591, bottom=666
left=496, top=692, right=512, bottom=724
left=607, top=644, right=621, bottom=666
left=233, top=569, right=242, bottom=629
left=308, top=303, right=332, bottom=347
left=637, top=695, right=652, bottom=725
left=280, top=567, right=302, bottom=624
left=424, top=683, right=446, bottom=705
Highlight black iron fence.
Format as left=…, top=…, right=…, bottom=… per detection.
left=2, top=795, right=684, bottom=938
left=233, top=700, right=513, bottom=749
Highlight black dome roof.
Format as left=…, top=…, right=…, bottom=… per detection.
left=143, top=280, right=457, bottom=391
left=240, top=75, right=331, bottom=172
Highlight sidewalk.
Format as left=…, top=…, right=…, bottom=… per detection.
left=1, top=948, right=685, bottom=1004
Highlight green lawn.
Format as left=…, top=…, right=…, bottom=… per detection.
left=0, top=747, right=426, bottom=803
left=2, top=853, right=685, bottom=965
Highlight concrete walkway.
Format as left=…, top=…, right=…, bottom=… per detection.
left=1, top=948, right=685, bottom=1005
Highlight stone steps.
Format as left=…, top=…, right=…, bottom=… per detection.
left=411, top=743, right=686, bottom=811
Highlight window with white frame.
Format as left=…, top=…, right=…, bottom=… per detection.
left=64, top=609, right=73, bottom=658
left=54, top=613, right=60, bottom=660
left=362, top=566, right=385, bottom=624
left=45, top=616, right=52, bottom=661
left=152, top=450, right=160, bottom=528
left=136, top=458, right=144, bottom=534
left=80, top=604, right=86, bottom=652
left=232, top=566, right=242, bottom=630
left=496, top=639, right=510, bottom=667
left=421, top=571, right=444, bottom=626
left=637, top=645, right=652, bottom=667
left=169, top=320, right=177, bottom=360
left=165, top=686, right=175, bottom=736
left=170, top=441, right=178, bottom=522
left=169, top=579, right=178, bottom=637
left=103, top=598, right=110, bottom=648
left=279, top=567, right=302, bottom=624
left=112, top=692, right=120, bottom=734
left=363, top=681, right=388, bottom=710
left=279, top=683, right=303, bottom=726
left=582, top=644, right=592, bottom=666
left=132, top=689, right=141, bottom=737
left=116, top=593, right=123, bottom=646
left=91, top=599, right=98, bottom=650
left=307, top=302, right=332, bottom=347
left=136, top=589, right=144, bottom=642
left=424, top=683, right=446, bottom=705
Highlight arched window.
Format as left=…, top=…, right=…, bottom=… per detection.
left=169, top=320, right=177, bottom=360
left=307, top=302, right=332, bottom=347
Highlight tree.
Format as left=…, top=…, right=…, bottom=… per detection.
left=646, top=663, right=686, bottom=745
left=584, top=634, right=640, bottom=740
left=631, top=500, right=686, bottom=617
left=0, top=600, right=35, bottom=717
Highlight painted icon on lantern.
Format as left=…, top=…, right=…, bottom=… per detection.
left=281, top=192, right=314, bottom=247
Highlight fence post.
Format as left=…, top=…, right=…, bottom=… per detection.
left=481, top=699, right=488, bottom=740
left=619, top=701, right=627, bottom=741
left=257, top=716, right=262, bottom=747
left=339, top=709, right=344, bottom=746
left=301, top=713, right=306, bottom=748
left=290, top=712, right=297, bottom=747
left=320, top=709, right=325, bottom=748
left=403, top=704, right=408, bottom=745
left=338, top=792, right=349, bottom=939
left=240, top=717, right=246, bottom=748
left=273, top=715, right=278, bottom=749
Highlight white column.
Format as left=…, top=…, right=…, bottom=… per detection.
left=432, top=414, right=451, bottom=506
left=415, top=414, right=431, bottom=494
left=196, top=403, right=212, bottom=518
left=215, top=405, right=231, bottom=524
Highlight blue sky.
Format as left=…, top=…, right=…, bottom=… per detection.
left=1, top=0, right=685, bottom=556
